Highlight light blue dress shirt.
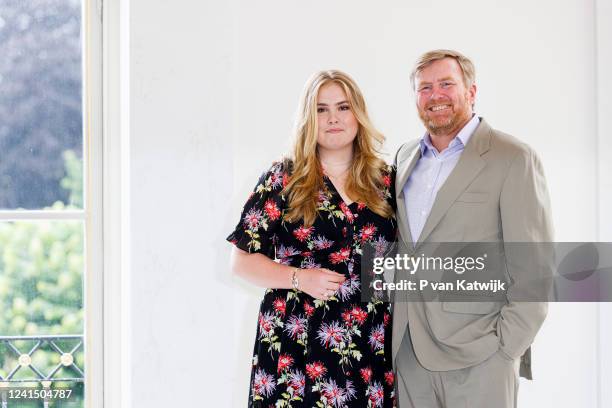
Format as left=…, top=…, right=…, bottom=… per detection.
left=402, top=115, right=481, bottom=243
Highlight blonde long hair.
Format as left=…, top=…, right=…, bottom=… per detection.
left=283, top=70, right=393, bottom=226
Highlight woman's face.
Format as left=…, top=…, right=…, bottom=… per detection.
left=316, top=82, right=358, bottom=152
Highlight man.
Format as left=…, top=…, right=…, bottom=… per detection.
left=392, top=50, right=553, bottom=407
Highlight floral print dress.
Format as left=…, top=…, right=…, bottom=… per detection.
left=227, top=160, right=397, bottom=408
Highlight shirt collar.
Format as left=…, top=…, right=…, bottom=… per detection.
left=419, top=114, right=480, bottom=155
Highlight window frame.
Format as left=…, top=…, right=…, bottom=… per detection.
left=0, top=0, right=104, bottom=406
left=86, top=0, right=104, bottom=407
left=101, top=0, right=131, bottom=407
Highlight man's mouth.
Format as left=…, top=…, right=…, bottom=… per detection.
left=428, top=104, right=451, bottom=112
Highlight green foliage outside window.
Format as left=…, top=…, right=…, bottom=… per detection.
left=0, top=150, right=84, bottom=407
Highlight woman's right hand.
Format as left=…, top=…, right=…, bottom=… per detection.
left=297, top=268, right=346, bottom=300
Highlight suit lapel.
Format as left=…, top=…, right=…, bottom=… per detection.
left=416, top=119, right=492, bottom=246
left=391, top=143, right=421, bottom=364
left=395, top=144, right=421, bottom=249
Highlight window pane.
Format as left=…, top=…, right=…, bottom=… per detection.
left=0, top=221, right=83, bottom=335
left=0, top=0, right=83, bottom=210
left=0, top=220, right=84, bottom=406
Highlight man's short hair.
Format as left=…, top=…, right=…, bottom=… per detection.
left=410, top=49, right=476, bottom=90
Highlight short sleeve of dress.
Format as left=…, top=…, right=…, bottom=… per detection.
left=226, top=161, right=287, bottom=258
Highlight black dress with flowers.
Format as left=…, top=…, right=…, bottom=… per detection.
left=227, top=160, right=397, bottom=408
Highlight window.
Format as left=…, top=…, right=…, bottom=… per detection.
left=0, top=0, right=102, bottom=406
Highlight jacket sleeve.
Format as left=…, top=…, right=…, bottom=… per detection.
left=497, top=146, right=554, bottom=367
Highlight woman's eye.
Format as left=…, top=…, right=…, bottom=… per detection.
left=339, top=105, right=350, bottom=111
left=317, top=107, right=326, bottom=113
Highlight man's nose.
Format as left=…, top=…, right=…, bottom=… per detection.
left=429, top=85, right=445, bottom=100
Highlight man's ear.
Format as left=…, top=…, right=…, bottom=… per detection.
left=469, top=83, right=477, bottom=106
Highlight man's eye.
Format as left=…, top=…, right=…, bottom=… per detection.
left=418, top=86, right=431, bottom=92
left=441, top=82, right=453, bottom=88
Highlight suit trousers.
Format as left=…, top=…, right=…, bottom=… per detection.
left=395, top=330, right=519, bottom=408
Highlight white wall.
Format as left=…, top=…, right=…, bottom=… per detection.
left=123, top=0, right=608, bottom=407
left=596, top=0, right=612, bottom=407
left=128, top=1, right=234, bottom=407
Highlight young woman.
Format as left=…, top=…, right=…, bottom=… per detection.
left=227, top=70, right=397, bottom=407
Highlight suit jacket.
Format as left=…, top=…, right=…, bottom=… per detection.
left=391, top=118, right=554, bottom=380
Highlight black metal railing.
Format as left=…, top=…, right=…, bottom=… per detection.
left=0, top=335, right=84, bottom=408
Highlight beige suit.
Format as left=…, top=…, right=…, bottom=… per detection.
left=392, top=118, right=553, bottom=407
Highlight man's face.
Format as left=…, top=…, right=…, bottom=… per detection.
left=415, top=58, right=476, bottom=136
